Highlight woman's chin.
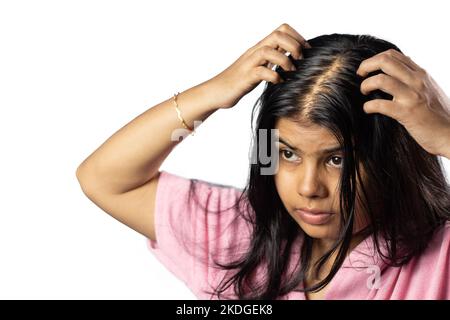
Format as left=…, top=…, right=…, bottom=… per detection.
left=297, top=220, right=339, bottom=241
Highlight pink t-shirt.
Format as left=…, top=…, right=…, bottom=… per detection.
left=147, top=170, right=450, bottom=300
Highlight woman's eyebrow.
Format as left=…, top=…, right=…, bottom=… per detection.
left=278, top=137, right=343, bottom=154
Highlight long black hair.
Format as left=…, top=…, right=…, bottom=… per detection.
left=182, top=33, right=450, bottom=299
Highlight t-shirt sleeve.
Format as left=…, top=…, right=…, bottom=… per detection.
left=146, top=170, right=251, bottom=297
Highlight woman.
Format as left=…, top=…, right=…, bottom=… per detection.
left=76, top=23, right=450, bottom=299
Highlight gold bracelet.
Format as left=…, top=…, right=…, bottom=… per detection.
left=173, top=92, right=194, bottom=133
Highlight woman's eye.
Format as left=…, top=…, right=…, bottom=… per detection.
left=280, top=149, right=299, bottom=162
left=278, top=148, right=342, bottom=167
left=327, top=156, right=343, bottom=168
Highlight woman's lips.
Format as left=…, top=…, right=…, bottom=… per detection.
left=294, top=208, right=334, bottom=225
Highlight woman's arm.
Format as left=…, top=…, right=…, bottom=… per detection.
left=75, top=23, right=310, bottom=240
left=75, top=80, right=225, bottom=241
left=76, top=80, right=221, bottom=195
left=76, top=22, right=308, bottom=194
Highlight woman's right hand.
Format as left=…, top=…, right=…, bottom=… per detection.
left=207, top=23, right=311, bottom=109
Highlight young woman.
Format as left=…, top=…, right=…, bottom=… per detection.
left=76, top=23, right=450, bottom=300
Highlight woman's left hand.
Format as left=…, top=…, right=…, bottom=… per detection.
left=357, top=49, right=450, bottom=158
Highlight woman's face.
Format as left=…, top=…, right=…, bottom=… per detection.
left=274, top=118, right=367, bottom=248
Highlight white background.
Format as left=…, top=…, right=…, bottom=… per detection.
left=0, top=0, right=449, bottom=299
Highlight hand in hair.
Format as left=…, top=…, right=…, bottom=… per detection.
left=208, top=23, right=310, bottom=109
left=357, top=49, right=450, bottom=159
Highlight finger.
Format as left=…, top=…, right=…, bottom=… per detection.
left=267, top=31, right=304, bottom=60
left=250, top=24, right=309, bottom=60
left=277, top=23, right=311, bottom=48
left=386, top=48, right=422, bottom=72
left=360, top=73, right=410, bottom=98
left=256, top=45, right=296, bottom=71
left=254, top=66, right=284, bottom=84
left=276, top=45, right=287, bottom=56
left=362, top=99, right=398, bottom=119
left=356, top=49, right=417, bottom=87
left=250, top=34, right=296, bottom=60
left=267, top=46, right=287, bottom=70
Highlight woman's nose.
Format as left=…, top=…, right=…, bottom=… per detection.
left=297, top=165, right=326, bottom=198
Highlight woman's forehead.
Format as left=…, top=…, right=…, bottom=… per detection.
left=275, top=118, right=339, bottom=146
